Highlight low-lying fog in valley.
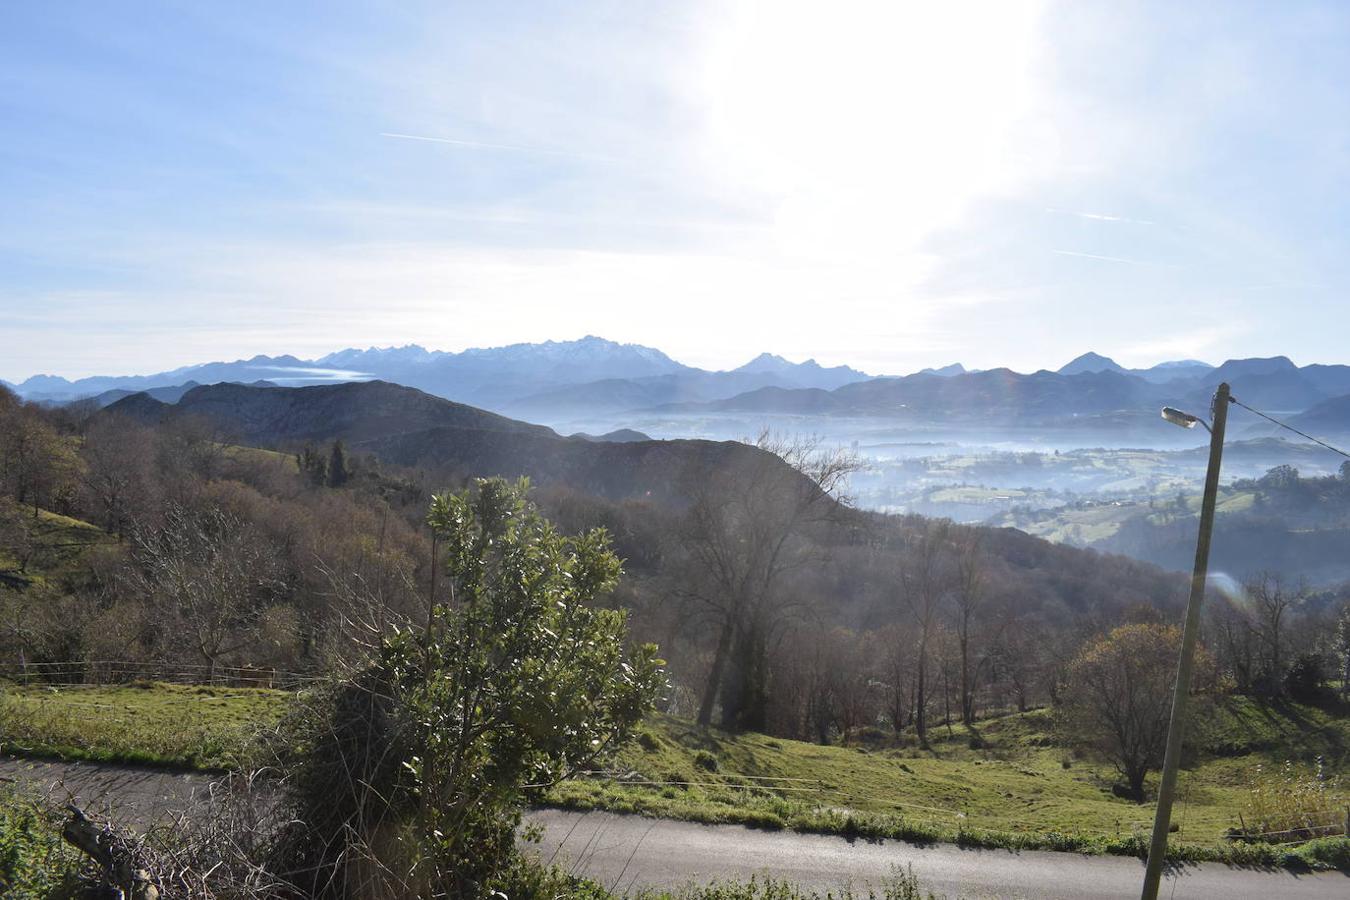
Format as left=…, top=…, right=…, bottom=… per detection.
left=526, top=408, right=1350, bottom=586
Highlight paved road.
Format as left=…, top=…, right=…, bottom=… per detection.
left=2, top=756, right=218, bottom=822
left=5, top=757, right=1346, bottom=899
left=526, top=808, right=1347, bottom=899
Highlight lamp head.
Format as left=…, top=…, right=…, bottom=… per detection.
left=1161, top=407, right=1201, bottom=429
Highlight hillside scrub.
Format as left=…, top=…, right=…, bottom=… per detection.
left=0, top=383, right=1212, bottom=752
left=1, top=479, right=663, bottom=899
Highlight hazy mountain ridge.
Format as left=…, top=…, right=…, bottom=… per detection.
left=501, top=366, right=868, bottom=419
left=14, top=336, right=862, bottom=412
left=1289, top=394, right=1350, bottom=435
left=678, top=368, right=1170, bottom=424
left=106, top=380, right=557, bottom=446
left=677, top=356, right=1350, bottom=433
left=918, top=363, right=968, bottom=377
left=15, top=354, right=349, bottom=401
left=101, top=380, right=805, bottom=505
left=1057, top=351, right=1129, bottom=376
left=17, top=340, right=1350, bottom=437
left=89, top=381, right=204, bottom=408
left=1058, top=351, right=1213, bottom=384
left=732, top=352, right=869, bottom=385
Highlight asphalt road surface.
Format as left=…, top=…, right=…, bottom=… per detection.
left=526, top=808, right=1348, bottom=899
left=5, top=757, right=1346, bottom=899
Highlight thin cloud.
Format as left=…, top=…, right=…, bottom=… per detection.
left=379, top=132, right=620, bottom=163
left=1051, top=249, right=1151, bottom=265
left=1045, top=207, right=1157, bottom=226
left=1238, top=281, right=1324, bottom=292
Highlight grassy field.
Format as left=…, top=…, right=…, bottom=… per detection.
left=221, top=443, right=297, bottom=467
left=0, top=681, right=292, bottom=770
left=2, top=680, right=1346, bottom=867
left=993, top=486, right=1262, bottom=545
left=547, top=700, right=1349, bottom=860
left=925, top=486, right=1027, bottom=504
left=0, top=509, right=117, bottom=591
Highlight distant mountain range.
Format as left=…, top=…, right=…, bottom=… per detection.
left=12, top=339, right=1350, bottom=439
left=10, top=336, right=869, bottom=414
left=1056, top=351, right=1214, bottom=384
left=674, top=352, right=1350, bottom=434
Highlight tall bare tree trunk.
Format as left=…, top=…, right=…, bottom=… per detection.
left=942, top=664, right=952, bottom=733
left=697, top=618, right=735, bottom=726
left=959, top=632, right=973, bottom=726
left=915, top=643, right=928, bottom=749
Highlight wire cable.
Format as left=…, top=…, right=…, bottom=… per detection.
left=1230, top=396, right=1350, bottom=460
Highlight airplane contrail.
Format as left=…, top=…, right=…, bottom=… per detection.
left=380, top=132, right=618, bottom=163
left=1052, top=249, right=1148, bottom=265
left=1045, top=207, right=1157, bottom=226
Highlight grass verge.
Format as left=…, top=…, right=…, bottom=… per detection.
left=542, top=707, right=1349, bottom=869
left=3, top=681, right=1345, bottom=869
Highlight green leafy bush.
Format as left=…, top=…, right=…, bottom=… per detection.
left=272, top=478, right=664, bottom=898
left=1291, top=836, right=1350, bottom=870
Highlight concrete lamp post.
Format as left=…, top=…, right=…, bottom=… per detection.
left=1140, top=382, right=1232, bottom=900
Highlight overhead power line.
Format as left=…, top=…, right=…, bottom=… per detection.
left=1230, top=396, right=1350, bottom=460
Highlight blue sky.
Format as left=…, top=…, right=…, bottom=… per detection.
left=3, top=1, right=1349, bottom=381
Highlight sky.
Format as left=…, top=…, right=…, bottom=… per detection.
left=3, top=0, right=1350, bottom=381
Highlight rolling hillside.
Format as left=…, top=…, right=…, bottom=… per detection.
left=104, top=380, right=813, bottom=506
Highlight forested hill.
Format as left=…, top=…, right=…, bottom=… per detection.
left=103, top=380, right=812, bottom=506
left=93, top=379, right=1185, bottom=615
left=2, top=379, right=1194, bottom=742
left=106, top=380, right=555, bottom=445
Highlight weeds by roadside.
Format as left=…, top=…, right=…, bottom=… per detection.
left=0, top=786, right=82, bottom=899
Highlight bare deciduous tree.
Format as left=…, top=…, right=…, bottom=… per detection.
left=682, top=431, right=858, bottom=730
left=81, top=415, right=157, bottom=538
left=124, top=504, right=286, bottom=678
left=1246, top=572, right=1303, bottom=692
left=897, top=517, right=952, bottom=748
left=877, top=621, right=914, bottom=733
left=1059, top=623, right=1216, bottom=801
left=951, top=527, right=987, bottom=726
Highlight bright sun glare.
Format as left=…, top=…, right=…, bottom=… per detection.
left=696, top=1, right=1047, bottom=262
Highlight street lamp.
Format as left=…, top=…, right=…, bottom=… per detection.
left=1161, top=407, right=1209, bottom=432
left=1140, top=382, right=1232, bottom=900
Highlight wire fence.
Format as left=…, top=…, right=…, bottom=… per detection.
left=0, top=659, right=323, bottom=690
left=574, top=767, right=1350, bottom=844
left=1233, top=813, right=1350, bottom=845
